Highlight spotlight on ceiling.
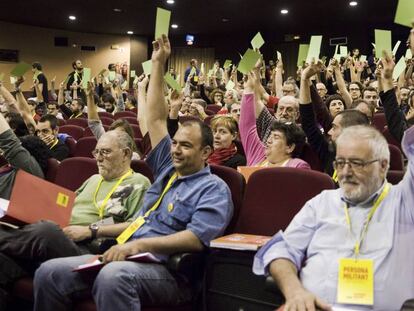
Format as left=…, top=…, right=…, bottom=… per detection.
left=280, top=9, right=289, bottom=14
left=127, top=31, right=134, bottom=35
left=167, top=0, right=175, bottom=4
left=68, top=15, right=76, bottom=21
left=349, top=1, right=358, bottom=6
left=171, top=24, right=178, bottom=29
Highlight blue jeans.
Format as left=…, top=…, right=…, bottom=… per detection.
left=33, top=255, right=192, bottom=311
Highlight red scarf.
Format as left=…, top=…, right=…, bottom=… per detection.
left=208, top=143, right=237, bottom=165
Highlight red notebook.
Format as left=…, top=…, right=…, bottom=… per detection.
left=73, top=252, right=161, bottom=272
left=210, top=233, right=271, bottom=251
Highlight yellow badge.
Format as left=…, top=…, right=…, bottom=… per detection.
left=116, top=217, right=145, bottom=245
left=168, top=203, right=174, bottom=212
left=337, top=258, right=374, bottom=305
left=56, top=193, right=69, bottom=208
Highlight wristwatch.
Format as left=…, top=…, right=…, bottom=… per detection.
left=89, top=223, right=99, bottom=239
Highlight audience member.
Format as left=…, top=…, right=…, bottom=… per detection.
left=36, top=114, right=69, bottom=161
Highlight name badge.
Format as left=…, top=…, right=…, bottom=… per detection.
left=337, top=258, right=374, bottom=306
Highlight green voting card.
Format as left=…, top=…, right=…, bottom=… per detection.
left=297, top=44, right=310, bottom=67
left=375, top=29, right=392, bottom=58
left=226, top=80, right=235, bottom=91
left=10, top=62, right=31, bottom=77
left=82, top=68, right=91, bottom=89
left=130, top=70, right=136, bottom=78
left=108, top=71, right=116, bottom=81
left=237, top=49, right=261, bottom=74
left=393, top=41, right=401, bottom=55
left=142, top=60, right=152, bottom=76
left=360, top=55, right=367, bottom=62
left=251, top=32, right=265, bottom=50
left=394, top=0, right=414, bottom=28
left=164, top=72, right=181, bottom=92
left=306, top=35, right=322, bottom=63
left=223, top=60, right=232, bottom=69
left=276, top=51, right=282, bottom=61
left=393, top=56, right=407, bottom=80
left=340, top=46, right=348, bottom=57
left=155, top=7, right=171, bottom=39
left=406, top=49, right=412, bottom=59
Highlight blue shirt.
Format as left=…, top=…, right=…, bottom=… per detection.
left=131, top=135, right=233, bottom=250
left=253, top=126, right=414, bottom=311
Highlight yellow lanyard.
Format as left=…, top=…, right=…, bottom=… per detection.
left=70, top=111, right=83, bottom=119
left=343, top=183, right=391, bottom=257
left=116, top=172, right=178, bottom=244
left=50, top=139, right=59, bottom=150
left=93, top=169, right=133, bottom=219
left=332, top=169, right=338, bottom=182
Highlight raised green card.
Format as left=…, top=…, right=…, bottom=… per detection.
left=226, top=80, right=235, bottom=91
left=393, top=40, right=401, bottom=55
left=340, top=46, right=348, bottom=57
left=82, top=68, right=91, bottom=89
left=406, top=49, right=413, bottom=59
left=394, top=0, right=414, bottom=28
left=223, top=60, right=232, bottom=69
left=155, top=7, right=171, bottom=39
left=375, top=29, right=392, bottom=58
left=10, top=62, right=31, bottom=77
left=306, top=35, right=322, bottom=63
left=130, top=70, right=136, bottom=78
left=360, top=55, right=367, bottom=62
left=237, top=48, right=261, bottom=75
left=108, top=71, right=116, bottom=81
left=297, top=44, right=310, bottom=67
left=393, top=56, right=407, bottom=80
left=251, top=32, right=265, bottom=50
left=142, top=60, right=152, bottom=76
left=164, top=72, right=182, bottom=92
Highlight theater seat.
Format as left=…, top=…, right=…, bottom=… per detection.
left=45, top=158, right=59, bottom=182
left=97, top=111, right=114, bottom=119
left=206, top=104, right=222, bottom=114
left=58, top=125, right=84, bottom=141
left=372, top=112, right=386, bottom=131
left=74, top=137, right=97, bottom=158
left=66, top=118, right=89, bottom=128
left=114, top=111, right=137, bottom=119
left=99, top=116, right=114, bottom=126
left=54, top=157, right=98, bottom=191
left=389, top=144, right=404, bottom=171
left=387, top=170, right=405, bottom=185
left=131, top=160, right=154, bottom=182
left=65, top=137, right=77, bottom=157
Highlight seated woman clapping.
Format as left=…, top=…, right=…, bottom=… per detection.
left=207, top=115, right=246, bottom=169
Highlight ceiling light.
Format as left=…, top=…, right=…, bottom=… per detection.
left=222, top=18, right=229, bottom=22
left=293, top=35, right=301, bottom=40
left=68, top=15, right=76, bottom=20
left=127, top=31, right=134, bottom=34
left=113, top=8, right=123, bottom=12
left=167, top=0, right=175, bottom=4
left=349, top=1, right=358, bottom=6
left=280, top=9, right=288, bottom=14
left=171, top=24, right=178, bottom=29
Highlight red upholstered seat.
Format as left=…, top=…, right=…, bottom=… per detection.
left=66, top=118, right=89, bottom=128
left=114, top=111, right=137, bottom=119
left=65, top=137, right=77, bottom=157
left=58, top=125, right=84, bottom=141
left=235, top=167, right=335, bottom=236
left=130, top=124, right=143, bottom=139
left=99, top=116, right=114, bottom=126
left=389, top=144, right=404, bottom=171
left=372, top=112, right=386, bottom=131
left=97, top=111, right=114, bottom=119
left=45, top=157, right=59, bottom=182
left=54, top=157, right=98, bottom=191
left=73, top=137, right=97, bottom=158
left=387, top=170, right=405, bottom=185
left=206, top=104, right=222, bottom=114
left=131, top=160, right=154, bottom=182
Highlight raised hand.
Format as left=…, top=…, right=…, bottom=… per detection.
left=151, top=34, right=171, bottom=64
left=301, top=59, right=324, bottom=80
left=381, top=50, right=395, bottom=80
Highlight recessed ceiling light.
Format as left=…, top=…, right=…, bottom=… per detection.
left=349, top=1, right=358, bottom=6
left=113, top=8, right=123, bottom=12
left=127, top=31, right=134, bottom=35
left=68, top=15, right=76, bottom=21
left=222, top=18, right=230, bottom=22
left=167, top=0, right=175, bottom=4
left=280, top=9, right=289, bottom=14
left=171, top=24, right=178, bottom=29
left=293, top=35, right=301, bottom=40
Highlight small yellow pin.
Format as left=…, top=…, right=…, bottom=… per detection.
left=167, top=203, right=174, bottom=212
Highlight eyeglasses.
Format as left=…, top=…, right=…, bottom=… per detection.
left=349, top=88, right=360, bottom=91
left=91, top=148, right=113, bottom=158
left=333, top=158, right=379, bottom=171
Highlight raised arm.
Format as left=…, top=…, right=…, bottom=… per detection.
left=275, top=59, right=284, bottom=98
left=146, top=34, right=171, bottom=148
left=0, top=82, right=19, bottom=113
left=137, top=75, right=149, bottom=137
left=14, top=80, right=37, bottom=132
left=57, top=82, right=73, bottom=119
left=85, top=81, right=99, bottom=120
left=331, top=59, right=352, bottom=108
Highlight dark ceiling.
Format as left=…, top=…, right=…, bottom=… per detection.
left=0, top=0, right=406, bottom=38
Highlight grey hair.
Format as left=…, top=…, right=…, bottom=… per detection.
left=279, top=95, right=299, bottom=110
left=102, top=130, right=133, bottom=159
left=336, top=125, right=390, bottom=170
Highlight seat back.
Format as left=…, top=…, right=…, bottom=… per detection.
left=74, top=137, right=97, bottom=158
left=131, top=160, right=154, bottom=182
left=387, top=170, right=405, bottom=185
left=65, top=137, right=77, bottom=157
left=372, top=113, right=386, bottom=131
left=114, top=111, right=137, bottom=119
left=58, top=125, right=84, bottom=141
left=54, top=157, right=98, bottom=191
left=100, top=116, right=114, bottom=126
left=45, top=158, right=59, bottom=182
left=210, top=165, right=246, bottom=234
left=66, top=118, right=88, bottom=128
left=389, top=144, right=404, bottom=171
left=119, top=116, right=138, bottom=125
left=130, top=124, right=143, bottom=139
left=206, top=104, right=222, bottom=114
left=98, top=111, right=114, bottom=119
left=235, top=167, right=335, bottom=236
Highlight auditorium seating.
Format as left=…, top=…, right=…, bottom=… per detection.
left=372, top=112, right=387, bottom=131
left=73, top=137, right=97, bottom=158
left=114, top=111, right=137, bottom=119
left=206, top=104, right=222, bottom=114
left=119, top=116, right=139, bottom=125
left=131, top=160, right=154, bottom=182
left=99, top=116, right=114, bottom=126
left=98, top=111, right=114, bottom=119
left=66, top=118, right=89, bottom=128
left=54, top=157, right=98, bottom=191
left=58, top=125, right=84, bottom=141
left=389, top=144, right=404, bottom=171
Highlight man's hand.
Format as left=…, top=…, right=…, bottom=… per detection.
left=284, top=288, right=332, bottom=311
left=137, top=74, right=149, bottom=90
left=102, top=241, right=141, bottom=262
left=63, top=225, right=91, bottom=242
left=40, top=134, right=55, bottom=146
left=381, top=50, right=395, bottom=80
left=301, top=59, right=324, bottom=80
left=170, top=90, right=183, bottom=111
left=151, top=34, right=171, bottom=64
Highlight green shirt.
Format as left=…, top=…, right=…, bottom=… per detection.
left=69, top=173, right=150, bottom=226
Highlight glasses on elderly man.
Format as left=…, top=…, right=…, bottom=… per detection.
left=333, top=158, right=379, bottom=171
left=91, top=148, right=113, bottom=158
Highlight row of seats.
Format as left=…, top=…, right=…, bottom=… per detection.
left=59, top=123, right=143, bottom=140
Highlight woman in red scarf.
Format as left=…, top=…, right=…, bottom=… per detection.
left=207, top=115, right=246, bottom=169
